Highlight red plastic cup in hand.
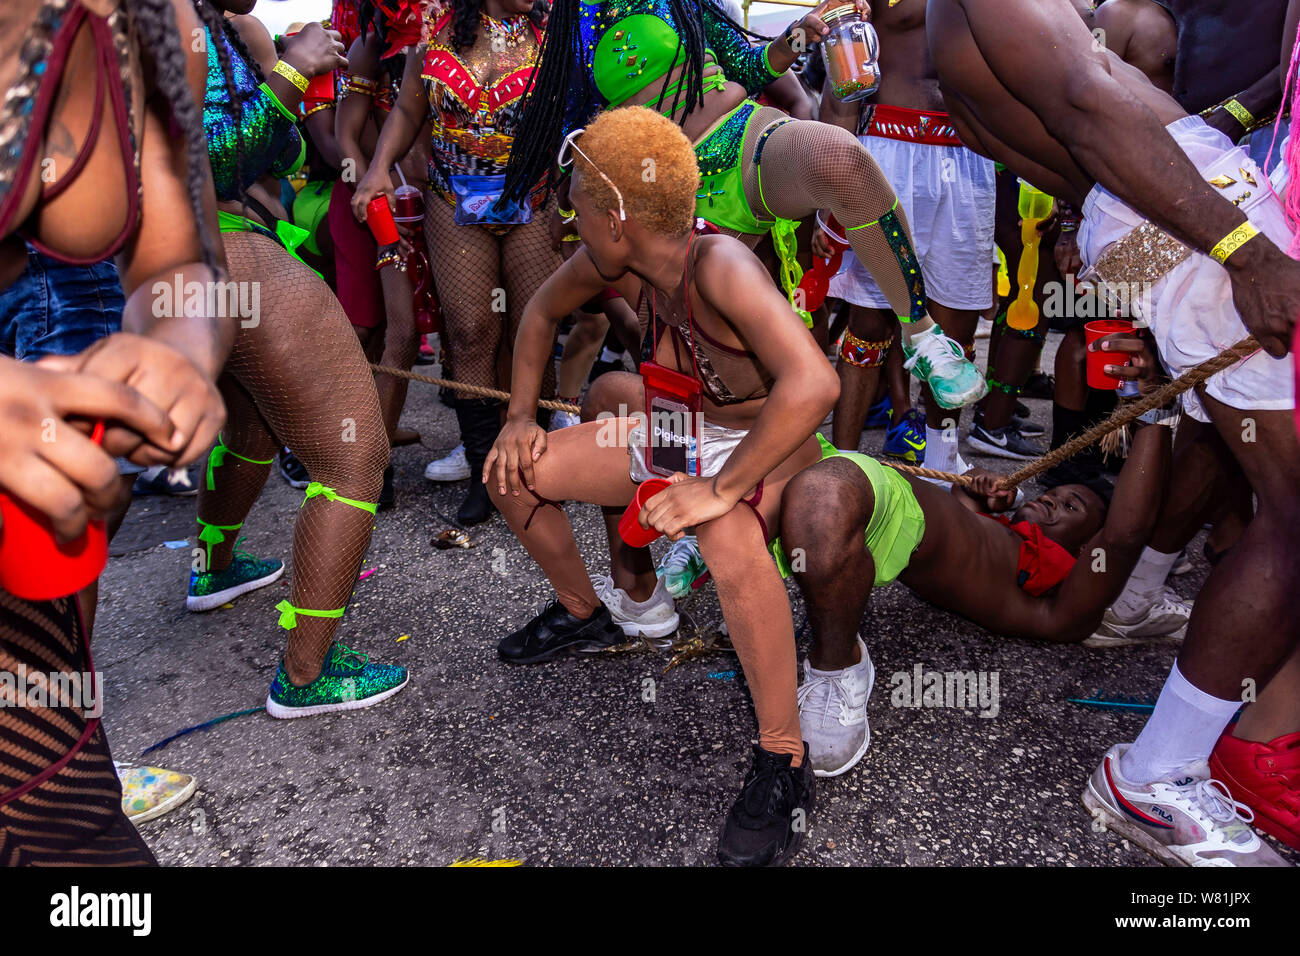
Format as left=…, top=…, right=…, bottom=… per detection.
left=797, top=213, right=850, bottom=312
left=618, top=478, right=671, bottom=547
left=1084, top=319, right=1135, bottom=389
left=0, top=422, right=108, bottom=601
left=366, top=196, right=400, bottom=245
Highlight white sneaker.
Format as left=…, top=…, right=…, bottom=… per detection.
left=797, top=635, right=875, bottom=777
left=1084, top=590, right=1191, bottom=648
left=1083, top=743, right=1289, bottom=866
left=549, top=410, right=581, bottom=431
left=590, top=573, right=680, bottom=639
left=423, top=444, right=471, bottom=482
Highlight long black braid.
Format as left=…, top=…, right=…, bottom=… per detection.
left=190, top=1, right=267, bottom=222
left=122, top=0, right=221, bottom=270
left=501, top=0, right=766, bottom=205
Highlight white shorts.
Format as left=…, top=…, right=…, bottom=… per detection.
left=628, top=418, right=748, bottom=484
left=1078, top=115, right=1296, bottom=423
left=829, top=136, right=997, bottom=312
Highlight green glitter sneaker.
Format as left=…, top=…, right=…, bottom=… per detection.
left=901, top=325, right=988, bottom=409
left=187, top=550, right=284, bottom=612
left=266, top=643, right=409, bottom=719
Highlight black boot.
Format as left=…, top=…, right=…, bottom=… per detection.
left=455, top=399, right=501, bottom=526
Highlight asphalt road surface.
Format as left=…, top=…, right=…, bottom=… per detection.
left=96, top=333, right=1297, bottom=867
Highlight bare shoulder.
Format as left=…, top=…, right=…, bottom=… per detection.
left=230, top=13, right=277, bottom=68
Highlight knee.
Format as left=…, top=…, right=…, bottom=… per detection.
left=780, top=463, right=871, bottom=580
left=582, top=371, right=642, bottom=423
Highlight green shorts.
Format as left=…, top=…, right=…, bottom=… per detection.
left=772, top=435, right=926, bottom=587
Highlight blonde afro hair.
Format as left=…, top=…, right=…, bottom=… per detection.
left=571, top=107, right=699, bottom=237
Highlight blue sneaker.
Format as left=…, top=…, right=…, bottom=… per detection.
left=883, top=409, right=927, bottom=464
left=863, top=396, right=892, bottom=429
left=187, top=549, right=284, bottom=612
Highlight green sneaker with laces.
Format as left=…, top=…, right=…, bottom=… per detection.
left=187, top=549, right=284, bottom=612
left=266, top=643, right=409, bottom=719
left=901, top=324, right=988, bottom=409
left=655, top=534, right=709, bottom=600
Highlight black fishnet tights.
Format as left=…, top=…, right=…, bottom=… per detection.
left=197, top=231, right=388, bottom=685
left=421, top=196, right=560, bottom=395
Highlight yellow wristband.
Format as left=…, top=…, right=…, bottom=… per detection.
left=1222, top=98, right=1255, bottom=128
left=1209, top=221, right=1259, bottom=264
left=272, top=59, right=310, bottom=94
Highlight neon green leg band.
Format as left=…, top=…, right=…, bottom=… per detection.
left=196, top=518, right=243, bottom=567
left=301, top=482, right=378, bottom=514
left=207, top=436, right=274, bottom=491
left=275, top=600, right=346, bottom=630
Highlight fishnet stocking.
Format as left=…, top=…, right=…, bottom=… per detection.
left=204, top=231, right=388, bottom=685
left=375, top=265, right=419, bottom=441
left=743, top=116, right=935, bottom=340
left=0, top=595, right=155, bottom=865
left=421, top=196, right=561, bottom=395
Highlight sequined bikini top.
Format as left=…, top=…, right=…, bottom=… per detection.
left=421, top=9, right=543, bottom=194
left=566, top=0, right=782, bottom=132
left=0, top=0, right=142, bottom=264
left=202, top=21, right=303, bottom=201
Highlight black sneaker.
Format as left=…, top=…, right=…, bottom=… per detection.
left=278, top=448, right=310, bottom=489
left=718, top=743, right=815, bottom=867
left=1021, top=371, right=1055, bottom=401
left=967, top=420, right=1045, bottom=460
left=132, top=465, right=198, bottom=497
left=1010, top=411, right=1046, bottom=437
left=497, top=601, right=623, bottom=664
left=378, top=464, right=396, bottom=511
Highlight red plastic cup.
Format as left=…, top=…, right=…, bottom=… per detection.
left=1084, top=319, right=1135, bottom=389
left=393, top=184, right=424, bottom=224
left=797, top=212, right=850, bottom=312
left=618, top=479, right=671, bottom=547
left=304, top=72, right=335, bottom=105
left=0, top=422, right=108, bottom=601
left=366, top=196, right=400, bottom=245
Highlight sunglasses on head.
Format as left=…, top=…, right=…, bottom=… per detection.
left=557, top=128, right=627, bottom=222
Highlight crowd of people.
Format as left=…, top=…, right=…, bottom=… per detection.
left=0, top=0, right=1296, bottom=867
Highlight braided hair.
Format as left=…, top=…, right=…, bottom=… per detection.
left=190, top=1, right=267, bottom=221
left=123, top=0, right=222, bottom=269
left=501, top=0, right=767, bottom=204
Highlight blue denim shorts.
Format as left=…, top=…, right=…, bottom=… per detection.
left=0, top=246, right=142, bottom=474
left=0, top=245, right=125, bottom=359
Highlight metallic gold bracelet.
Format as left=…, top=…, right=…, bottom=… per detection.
left=1222, top=98, right=1255, bottom=129
left=272, top=59, right=310, bottom=94
left=1208, top=221, right=1259, bottom=264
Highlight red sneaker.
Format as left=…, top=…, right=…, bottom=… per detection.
left=1209, top=728, right=1300, bottom=851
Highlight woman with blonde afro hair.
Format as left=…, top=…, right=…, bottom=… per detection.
left=483, top=107, right=841, bottom=867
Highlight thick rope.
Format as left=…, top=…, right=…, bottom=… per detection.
left=369, top=364, right=582, bottom=414
left=371, top=335, right=1260, bottom=488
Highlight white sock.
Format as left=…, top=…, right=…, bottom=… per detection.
left=1119, top=661, right=1241, bottom=784
left=140, top=465, right=166, bottom=480
left=1111, top=547, right=1179, bottom=621
left=924, top=425, right=964, bottom=474
left=599, top=346, right=621, bottom=363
